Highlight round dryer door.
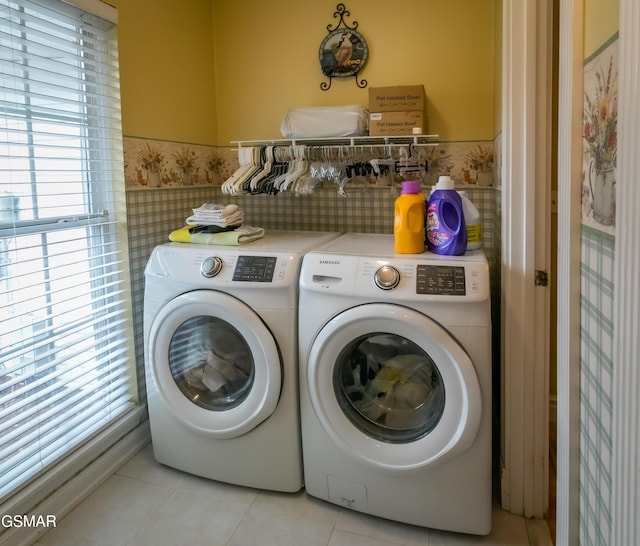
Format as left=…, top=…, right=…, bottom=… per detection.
left=149, top=290, right=281, bottom=438
left=307, top=303, right=481, bottom=472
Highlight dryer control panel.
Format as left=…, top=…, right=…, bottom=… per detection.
left=147, top=246, right=295, bottom=287
left=300, top=253, right=490, bottom=303
left=232, top=256, right=278, bottom=282
left=416, top=265, right=466, bottom=296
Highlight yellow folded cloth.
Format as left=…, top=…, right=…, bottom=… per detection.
left=169, top=225, right=265, bottom=245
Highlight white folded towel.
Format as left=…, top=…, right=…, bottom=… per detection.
left=192, top=203, right=239, bottom=218
left=186, top=210, right=244, bottom=226
left=187, top=203, right=243, bottom=226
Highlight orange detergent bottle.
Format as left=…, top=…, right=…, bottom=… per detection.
left=394, top=180, right=425, bottom=254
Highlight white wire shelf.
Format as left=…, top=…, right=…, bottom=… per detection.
left=230, top=134, right=439, bottom=148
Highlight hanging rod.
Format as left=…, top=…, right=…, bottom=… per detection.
left=230, top=134, right=439, bottom=148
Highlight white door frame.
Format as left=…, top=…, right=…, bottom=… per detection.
left=501, top=0, right=552, bottom=518
left=556, top=1, right=640, bottom=543
left=556, top=0, right=583, bottom=543
left=612, top=1, right=640, bottom=543
left=509, top=0, right=640, bottom=540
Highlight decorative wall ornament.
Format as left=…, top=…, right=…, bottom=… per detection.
left=582, top=36, right=618, bottom=234
left=319, top=4, right=368, bottom=91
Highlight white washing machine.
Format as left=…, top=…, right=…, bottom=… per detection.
left=298, top=233, right=492, bottom=534
left=144, top=230, right=339, bottom=492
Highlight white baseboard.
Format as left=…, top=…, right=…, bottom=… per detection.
left=1, top=411, right=150, bottom=546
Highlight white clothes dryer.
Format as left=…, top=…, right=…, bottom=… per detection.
left=144, top=230, right=339, bottom=492
left=298, top=233, right=492, bottom=534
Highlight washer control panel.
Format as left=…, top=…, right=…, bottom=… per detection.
left=232, top=256, right=278, bottom=282
left=197, top=254, right=283, bottom=283
left=372, top=264, right=466, bottom=295
left=200, top=256, right=224, bottom=278
left=374, top=265, right=401, bottom=290
left=301, top=252, right=490, bottom=302
left=416, top=265, right=466, bottom=295
left=367, top=259, right=487, bottom=301
left=148, top=247, right=296, bottom=286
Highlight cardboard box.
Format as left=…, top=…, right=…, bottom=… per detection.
left=369, top=85, right=426, bottom=112
left=369, top=111, right=426, bottom=136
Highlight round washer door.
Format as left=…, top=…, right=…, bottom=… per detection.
left=307, top=303, right=481, bottom=472
left=149, top=290, right=281, bottom=438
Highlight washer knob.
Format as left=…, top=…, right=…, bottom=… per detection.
left=374, top=265, right=400, bottom=290
left=201, top=256, right=223, bottom=278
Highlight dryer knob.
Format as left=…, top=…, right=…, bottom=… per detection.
left=201, top=256, right=224, bottom=278
left=374, top=265, right=401, bottom=290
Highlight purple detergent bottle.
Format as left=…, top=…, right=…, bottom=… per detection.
left=425, top=176, right=467, bottom=255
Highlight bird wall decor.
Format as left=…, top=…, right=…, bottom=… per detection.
left=319, top=4, right=368, bottom=91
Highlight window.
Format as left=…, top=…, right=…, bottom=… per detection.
left=0, top=0, right=136, bottom=501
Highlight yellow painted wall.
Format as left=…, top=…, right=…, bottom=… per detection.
left=110, top=0, right=218, bottom=145
left=212, top=0, right=496, bottom=144
left=493, top=0, right=502, bottom=136
left=109, top=0, right=496, bottom=146
left=584, top=0, right=619, bottom=58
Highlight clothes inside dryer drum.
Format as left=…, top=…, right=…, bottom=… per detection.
left=168, top=315, right=255, bottom=411
left=333, top=333, right=445, bottom=443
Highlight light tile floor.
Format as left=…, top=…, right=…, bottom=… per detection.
left=36, top=444, right=552, bottom=546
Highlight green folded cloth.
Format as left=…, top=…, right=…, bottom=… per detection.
left=169, top=225, right=265, bottom=245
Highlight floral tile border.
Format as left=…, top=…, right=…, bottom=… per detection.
left=123, top=137, right=236, bottom=189
left=123, top=136, right=498, bottom=191
left=424, top=140, right=497, bottom=188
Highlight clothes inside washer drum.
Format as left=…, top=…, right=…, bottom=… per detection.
left=355, top=354, right=435, bottom=430
left=185, top=350, right=249, bottom=393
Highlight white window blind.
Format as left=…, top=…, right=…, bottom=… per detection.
left=0, top=0, right=136, bottom=501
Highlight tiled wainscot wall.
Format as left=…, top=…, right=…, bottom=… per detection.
left=124, top=136, right=502, bottom=401
left=578, top=32, right=618, bottom=545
